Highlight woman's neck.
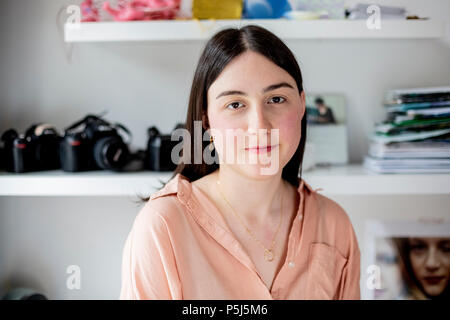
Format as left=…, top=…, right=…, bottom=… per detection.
left=212, top=167, right=287, bottom=225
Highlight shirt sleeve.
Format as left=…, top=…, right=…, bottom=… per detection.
left=119, top=206, right=182, bottom=300
left=337, top=222, right=361, bottom=300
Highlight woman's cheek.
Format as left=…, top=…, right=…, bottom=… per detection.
left=209, top=122, right=245, bottom=157
left=279, top=108, right=302, bottom=147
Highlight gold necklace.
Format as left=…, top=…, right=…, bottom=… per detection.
left=215, top=178, right=283, bottom=262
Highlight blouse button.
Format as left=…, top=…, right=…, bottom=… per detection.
left=298, top=214, right=303, bottom=220
left=288, top=261, right=295, bottom=268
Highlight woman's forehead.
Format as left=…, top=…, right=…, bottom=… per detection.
left=208, top=52, right=296, bottom=97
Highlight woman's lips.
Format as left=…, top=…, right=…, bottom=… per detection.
left=245, top=144, right=279, bottom=154
left=423, top=276, right=445, bottom=285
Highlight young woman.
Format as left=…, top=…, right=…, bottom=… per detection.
left=119, top=25, right=361, bottom=300
left=393, top=237, right=450, bottom=300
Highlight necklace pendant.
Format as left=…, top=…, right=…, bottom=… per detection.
left=264, top=249, right=274, bottom=262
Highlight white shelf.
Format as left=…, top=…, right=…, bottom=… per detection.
left=303, top=164, right=450, bottom=195
left=64, top=19, right=445, bottom=42
left=1, top=164, right=449, bottom=196
left=0, top=170, right=170, bottom=197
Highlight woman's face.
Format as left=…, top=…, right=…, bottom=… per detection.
left=409, top=237, right=450, bottom=297
left=206, top=50, right=305, bottom=178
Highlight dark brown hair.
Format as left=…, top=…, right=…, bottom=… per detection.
left=138, top=25, right=307, bottom=203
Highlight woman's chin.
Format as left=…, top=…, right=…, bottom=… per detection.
left=217, top=147, right=285, bottom=176
left=422, top=283, right=447, bottom=297
left=235, top=162, right=282, bottom=178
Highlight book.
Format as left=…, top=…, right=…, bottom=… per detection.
left=384, top=86, right=450, bottom=105
left=363, top=156, right=450, bottom=173
left=368, top=140, right=450, bottom=159
left=370, top=128, right=450, bottom=143
left=385, top=100, right=450, bottom=112
left=374, top=117, right=450, bottom=134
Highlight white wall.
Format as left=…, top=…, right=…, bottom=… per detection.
left=0, top=0, right=449, bottom=299
left=0, top=196, right=140, bottom=299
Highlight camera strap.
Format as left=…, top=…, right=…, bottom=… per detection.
left=64, top=116, right=90, bottom=132
left=114, top=123, right=132, bottom=144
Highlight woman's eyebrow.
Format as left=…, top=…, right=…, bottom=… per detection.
left=263, top=82, right=295, bottom=93
left=215, top=82, right=295, bottom=99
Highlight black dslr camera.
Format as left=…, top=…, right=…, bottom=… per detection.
left=60, top=114, right=131, bottom=172
left=0, top=124, right=61, bottom=173
left=0, top=140, right=4, bottom=171
left=145, top=123, right=185, bottom=171
left=0, top=146, right=3, bottom=171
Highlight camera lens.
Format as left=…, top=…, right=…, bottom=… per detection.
left=93, top=136, right=129, bottom=171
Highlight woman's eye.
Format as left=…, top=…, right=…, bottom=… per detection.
left=268, top=96, right=286, bottom=104
left=225, top=102, right=244, bottom=110
left=439, top=242, right=450, bottom=253
left=411, top=244, right=427, bottom=252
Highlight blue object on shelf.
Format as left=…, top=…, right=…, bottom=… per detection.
left=243, top=0, right=292, bottom=19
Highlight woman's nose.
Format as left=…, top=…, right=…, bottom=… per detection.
left=425, top=248, right=441, bottom=271
left=247, top=104, right=273, bottom=134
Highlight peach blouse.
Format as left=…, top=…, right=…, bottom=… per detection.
left=119, top=173, right=361, bottom=300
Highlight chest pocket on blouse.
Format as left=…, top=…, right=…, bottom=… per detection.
left=306, top=242, right=348, bottom=300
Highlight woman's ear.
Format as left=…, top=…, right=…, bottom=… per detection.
left=202, top=113, right=209, bottom=130
left=300, top=91, right=306, bottom=119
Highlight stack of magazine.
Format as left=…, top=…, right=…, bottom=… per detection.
left=364, top=86, right=450, bottom=173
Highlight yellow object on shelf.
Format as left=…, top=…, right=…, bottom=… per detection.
left=192, top=0, right=243, bottom=20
